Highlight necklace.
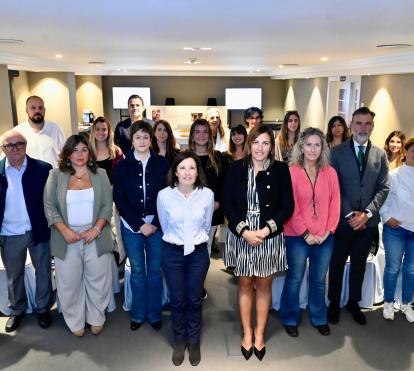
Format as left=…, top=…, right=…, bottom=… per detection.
left=73, top=171, right=87, bottom=182
left=303, top=167, right=319, bottom=220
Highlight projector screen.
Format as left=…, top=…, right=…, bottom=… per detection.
left=225, top=88, right=262, bottom=110
left=112, top=87, right=151, bottom=109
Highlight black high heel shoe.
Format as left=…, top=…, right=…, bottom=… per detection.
left=253, top=345, right=266, bottom=361
left=241, top=344, right=253, bottom=360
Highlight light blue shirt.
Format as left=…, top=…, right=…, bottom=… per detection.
left=0, top=157, right=32, bottom=236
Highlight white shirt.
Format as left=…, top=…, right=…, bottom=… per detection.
left=353, top=139, right=368, bottom=157
left=157, top=186, right=214, bottom=255
left=66, top=188, right=94, bottom=226
left=15, top=120, right=65, bottom=168
left=214, top=130, right=228, bottom=152
left=380, top=164, right=414, bottom=232
left=1, top=157, right=32, bottom=236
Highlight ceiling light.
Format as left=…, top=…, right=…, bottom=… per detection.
left=279, top=63, right=299, bottom=67
left=255, top=69, right=261, bottom=72
left=88, top=61, right=105, bottom=67
left=376, top=43, right=412, bottom=49
left=279, top=65, right=284, bottom=69
left=55, top=54, right=63, bottom=59
left=321, top=57, right=328, bottom=62
left=183, top=47, right=212, bottom=51
left=184, top=58, right=201, bottom=65
left=0, top=38, right=23, bottom=44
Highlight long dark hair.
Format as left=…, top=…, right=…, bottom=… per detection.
left=384, top=130, right=406, bottom=167
left=59, top=134, right=98, bottom=175
left=326, top=115, right=349, bottom=144
left=278, top=110, right=301, bottom=154
left=229, top=124, right=247, bottom=154
left=152, top=120, right=178, bottom=161
left=245, top=125, right=275, bottom=166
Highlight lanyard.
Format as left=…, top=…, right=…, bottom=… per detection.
left=303, top=168, right=319, bottom=219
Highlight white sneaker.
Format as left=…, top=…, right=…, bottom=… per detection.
left=400, top=304, right=414, bottom=323
left=383, top=302, right=394, bottom=320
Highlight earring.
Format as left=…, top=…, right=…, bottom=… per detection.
left=66, top=159, right=71, bottom=167
left=88, top=160, right=94, bottom=167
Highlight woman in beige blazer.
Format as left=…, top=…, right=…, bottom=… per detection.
left=44, top=134, right=113, bottom=337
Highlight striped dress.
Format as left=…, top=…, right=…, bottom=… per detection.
left=224, top=163, right=287, bottom=277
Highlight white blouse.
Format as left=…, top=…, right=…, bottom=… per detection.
left=157, top=186, right=214, bottom=255
left=66, top=188, right=94, bottom=226
left=380, top=164, right=414, bottom=232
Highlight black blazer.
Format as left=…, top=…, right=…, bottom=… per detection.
left=113, top=150, right=169, bottom=232
left=0, top=156, right=52, bottom=244
left=223, top=159, right=294, bottom=239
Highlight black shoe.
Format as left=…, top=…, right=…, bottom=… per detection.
left=172, top=342, right=187, bottom=366
left=202, top=288, right=208, bottom=300
left=150, top=320, right=162, bottom=330
left=5, top=313, right=25, bottom=333
left=346, top=301, right=366, bottom=325
left=253, top=346, right=266, bottom=361
left=328, top=302, right=340, bottom=324
left=211, top=244, right=220, bottom=254
left=130, top=321, right=142, bottom=331
left=284, top=325, right=299, bottom=337
left=241, top=344, right=253, bottom=360
left=188, top=343, right=201, bottom=366
left=315, top=324, right=331, bottom=336
left=37, top=311, right=52, bottom=329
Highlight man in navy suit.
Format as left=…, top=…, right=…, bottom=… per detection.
left=327, top=107, right=389, bottom=325
left=0, top=129, right=53, bottom=332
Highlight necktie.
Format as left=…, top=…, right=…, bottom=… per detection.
left=357, top=146, right=364, bottom=168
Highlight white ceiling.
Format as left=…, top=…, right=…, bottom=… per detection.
left=1, top=0, right=413, bottom=79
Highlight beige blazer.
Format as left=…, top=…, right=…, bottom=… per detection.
left=44, top=168, right=113, bottom=260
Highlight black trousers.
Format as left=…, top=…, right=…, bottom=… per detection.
left=328, top=223, right=377, bottom=304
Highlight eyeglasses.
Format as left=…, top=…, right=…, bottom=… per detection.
left=2, top=142, right=26, bottom=151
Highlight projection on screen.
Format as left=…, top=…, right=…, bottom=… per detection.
left=112, top=87, right=151, bottom=109
left=225, top=88, right=262, bottom=110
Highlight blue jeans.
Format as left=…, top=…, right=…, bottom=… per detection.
left=121, top=224, right=163, bottom=323
left=280, top=235, right=334, bottom=326
left=383, top=224, right=414, bottom=304
left=163, top=242, right=210, bottom=344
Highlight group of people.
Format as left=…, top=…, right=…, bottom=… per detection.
left=0, top=93, right=413, bottom=367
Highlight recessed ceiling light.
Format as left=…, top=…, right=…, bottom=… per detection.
left=184, top=58, right=201, bottom=65
left=88, top=61, right=105, bottom=66
left=279, top=65, right=284, bottom=69
left=279, top=63, right=299, bottom=68
left=376, top=43, right=412, bottom=49
left=321, top=57, right=328, bottom=62
left=0, top=38, right=23, bottom=44
left=183, top=47, right=212, bottom=51
left=255, top=69, right=261, bottom=72
left=55, top=54, right=63, bottom=59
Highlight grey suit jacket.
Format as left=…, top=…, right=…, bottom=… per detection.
left=331, top=138, right=389, bottom=227
left=43, top=168, right=113, bottom=260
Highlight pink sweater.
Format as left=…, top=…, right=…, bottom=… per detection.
left=284, top=165, right=340, bottom=237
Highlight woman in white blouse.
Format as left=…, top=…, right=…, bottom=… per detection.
left=157, top=150, right=214, bottom=367
left=380, top=137, right=414, bottom=322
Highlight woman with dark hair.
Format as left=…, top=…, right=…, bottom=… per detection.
left=89, top=116, right=124, bottom=184
left=244, top=107, right=263, bottom=131
left=206, top=108, right=228, bottom=152
left=224, top=124, right=248, bottom=163
left=44, top=135, right=113, bottom=336
left=157, top=150, right=214, bottom=366
left=152, top=119, right=180, bottom=163
left=223, top=125, right=294, bottom=361
left=113, top=120, right=169, bottom=331
left=275, top=111, right=301, bottom=162
left=380, top=137, right=414, bottom=322
left=384, top=130, right=406, bottom=170
left=280, top=127, right=340, bottom=337
left=188, top=119, right=228, bottom=258
left=326, top=115, right=349, bottom=149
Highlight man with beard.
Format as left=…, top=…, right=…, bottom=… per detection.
left=327, top=106, right=389, bottom=325
left=15, top=96, right=65, bottom=168
left=114, top=94, right=153, bottom=155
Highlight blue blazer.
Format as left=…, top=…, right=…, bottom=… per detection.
left=0, top=155, right=52, bottom=244
left=113, top=150, right=169, bottom=232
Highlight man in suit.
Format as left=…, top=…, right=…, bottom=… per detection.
left=0, top=129, right=53, bottom=332
left=327, top=106, right=389, bottom=325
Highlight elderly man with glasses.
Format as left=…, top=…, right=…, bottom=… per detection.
left=0, top=129, right=53, bottom=332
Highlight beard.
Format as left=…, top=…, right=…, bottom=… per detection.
left=353, top=132, right=369, bottom=144
left=30, top=113, right=44, bottom=124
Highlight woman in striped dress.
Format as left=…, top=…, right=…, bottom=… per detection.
left=223, top=125, right=294, bottom=361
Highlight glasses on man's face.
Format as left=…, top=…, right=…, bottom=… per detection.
left=2, top=142, right=26, bottom=151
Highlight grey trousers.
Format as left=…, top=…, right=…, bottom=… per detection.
left=0, top=232, right=52, bottom=315
left=55, top=227, right=113, bottom=332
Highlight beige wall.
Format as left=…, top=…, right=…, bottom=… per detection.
left=76, top=75, right=104, bottom=122
left=0, top=65, right=14, bottom=133
left=360, top=74, right=414, bottom=146
left=13, top=71, right=30, bottom=124
left=283, top=78, right=328, bottom=131
left=102, top=76, right=286, bottom=127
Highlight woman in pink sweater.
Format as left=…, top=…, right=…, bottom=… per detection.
left=280, top=127, right=340, bottom=337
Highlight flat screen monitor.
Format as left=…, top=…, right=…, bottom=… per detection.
left=112, top=87, right=151, bottom=109
left=225, top=88, right=262, bottom=110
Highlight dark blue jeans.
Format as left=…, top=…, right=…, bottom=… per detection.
left=121, top=224, right=163, bottom=323
left=280, top=235, right=334, bottom=326
left=383, top=224, right=414, bottom=304
left=163, top=242, right=210, bottom=344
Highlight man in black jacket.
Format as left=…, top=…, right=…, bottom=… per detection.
left=0, top=129, right=53, bottom=332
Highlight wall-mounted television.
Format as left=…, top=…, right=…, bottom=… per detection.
left=112, top=87, right=151, bottom=109
left=225, top=88, right=262, bottom=110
